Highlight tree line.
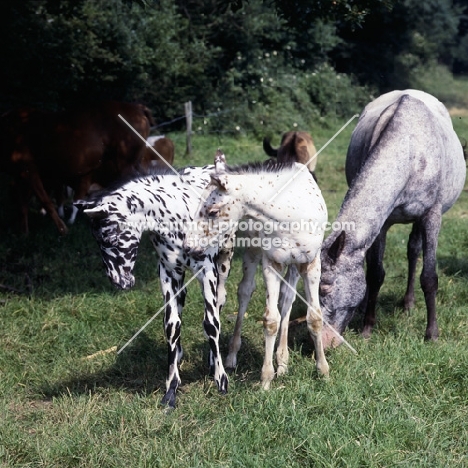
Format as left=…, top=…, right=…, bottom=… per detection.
left=0, top=0, right=466, bottom=136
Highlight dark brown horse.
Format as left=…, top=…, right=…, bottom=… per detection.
left=0, top=101, right=154, bottom=235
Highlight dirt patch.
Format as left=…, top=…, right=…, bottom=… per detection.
left=449, top=107, right=468, bottom=117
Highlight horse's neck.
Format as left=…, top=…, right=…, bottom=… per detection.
left=337, top=147, right=410, bottom=250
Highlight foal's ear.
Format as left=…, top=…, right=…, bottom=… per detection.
left=83, top=205, right=109, bottom=220
left=210, top=174, right=229, bottom=192
left=327, top=230, right=346, bottom=263
left=214, top=149, right=227, bottom=171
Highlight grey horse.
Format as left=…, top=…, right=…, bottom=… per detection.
left=320, top=89, right=466, bottom=347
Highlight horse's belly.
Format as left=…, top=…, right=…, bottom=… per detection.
left=267, top=237, right=322, bottom=265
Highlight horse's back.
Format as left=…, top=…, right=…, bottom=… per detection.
left=346, top=90, right=466, bottom=213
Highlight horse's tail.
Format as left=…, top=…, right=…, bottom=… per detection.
left=263, top=137, right=278, bottom=158
left=462, top=139, right=467, bottom=161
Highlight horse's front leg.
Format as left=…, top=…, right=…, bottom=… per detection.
left=159, top=264, right=185, bottom=409
left=299, top=257, right=329, bottom=378
left=420, top=208, right=442, bottom=341
left=200, top=259, right=228, bottom=395
left=404, top=222, right=422, bottom=310
left=276, top=264, right=300, bottom=377
left=362, top=227, right=388, bottom=338
left=261, top=258, right=283, bottom=390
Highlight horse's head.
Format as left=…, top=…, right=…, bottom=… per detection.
left=75, top=198, right=142, bottom=290
left=320, top=230, right=367, bottom=348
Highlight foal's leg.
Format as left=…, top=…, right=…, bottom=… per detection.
left=403, top=222, right=422, bottom=310
left=299, top=257, right=329, bottom=378
left=276, top=264, right=300, bottom=376
left=362, top=227, right=388, bottom=338
left=159, top=264, right=185, bottom=408
left=420, top=208, right=442, bottom=341
left=261, top=258, right=283, bottom=390
left=208, top=245, right=233, bottom=372
left=225, top=245, right=262, bottom=369
left=199, top=258, right=228, bottom=395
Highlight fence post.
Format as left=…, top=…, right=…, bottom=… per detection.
left=185, top=101, right=192, bottom=156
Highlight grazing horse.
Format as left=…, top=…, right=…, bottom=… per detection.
left=0, top=101, right=153, bottom=235
left=185, top=152, right=329, bottom=390
left=75, top=166, right=230, bottom=409
left=319, top=90, right=466, bottom=347
left=263, top=131, right=318, bottom=180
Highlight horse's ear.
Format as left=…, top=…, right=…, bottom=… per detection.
left=83, top=206, right=109, bottom=220
left=214, top=149, right=227, bottom=172
left=210, top=173, right=229, bottom=192
left=327, top=231, right=346, bottom=263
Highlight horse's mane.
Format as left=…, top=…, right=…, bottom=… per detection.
left=87, top=164, right=212, bottom=202
left=222, top=159, right=297, bottom=175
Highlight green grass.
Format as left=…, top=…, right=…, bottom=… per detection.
left=1, top=106, right=468, bottom=467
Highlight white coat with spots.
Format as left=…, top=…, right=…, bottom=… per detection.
left=185, top=153, right=330, bottom=389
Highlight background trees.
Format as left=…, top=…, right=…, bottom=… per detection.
left=0, top=0, right=466, bottom=135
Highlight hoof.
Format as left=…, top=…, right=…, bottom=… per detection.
left=424, top=334, right=439, bottom=342
left=276, top=364, right=288, bottom=377
left=424, top=325, right=439, bottom=342
left=225, top=355, right=237, bottom=370
left=217, top=373, right=229, bottom=394
left=261, top=379, right=272, bottom=391
left=161, top=390, right=176, bottom=409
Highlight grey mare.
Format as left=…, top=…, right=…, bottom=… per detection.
left=319, top=89, right=466, bottom=347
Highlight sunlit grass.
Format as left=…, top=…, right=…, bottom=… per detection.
left=1, top=105, right=468, bottom=466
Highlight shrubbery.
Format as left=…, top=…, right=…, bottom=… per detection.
left=0, top=0, right=466, bottom=135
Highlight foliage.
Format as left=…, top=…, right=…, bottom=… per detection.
left=0, top=0, right=467, bottom=132
left=331, top=0, right=465, bottom=90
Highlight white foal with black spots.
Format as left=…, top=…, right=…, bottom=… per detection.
left=185, top=153, right=330, bottom=390
left=76, top=166, right=230, bottom=408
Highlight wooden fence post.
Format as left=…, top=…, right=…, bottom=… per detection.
left=185, top=101, right=192, bottom=156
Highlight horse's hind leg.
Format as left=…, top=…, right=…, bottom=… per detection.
left=226, top=246, right=262, bottom=369
left=200, top=262, right=228, bottom=395
left=276, top=264, right=300, bottom=376
left=404, top=222, right=422, bottom=310
left=362, top=228, right=388, bottom=338
left=299, top=257, right=329, bottom=378
left=159, top=265, right=185, bottom=409
left=208, top=245, right=233, bottom=373
left=420, top=208, right=442, bottom=341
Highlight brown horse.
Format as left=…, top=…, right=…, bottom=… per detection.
left=0, top=101, right=154, bottom=235
left=141, top=136, right=175, bottom=170
left=263, top=131, right=318, bottom=180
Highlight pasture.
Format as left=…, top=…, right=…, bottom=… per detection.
left=1, top=114, right=467, bottom=467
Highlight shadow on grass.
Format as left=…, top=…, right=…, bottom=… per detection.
left=0, top=215, right=160, bottom=298
left=438, top=255, right=468, bottom=279
left=39, top=331, right=265, bottom=400
left=39, top=332, right=169, bottom=398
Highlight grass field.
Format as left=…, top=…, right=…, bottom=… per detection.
left=1, top=101, right=468, bottom=467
